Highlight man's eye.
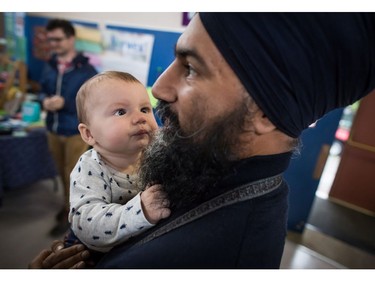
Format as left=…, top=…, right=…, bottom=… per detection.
left=114, top=109, right=126, bottom=116
left=184, top=63, right=196, bottom=76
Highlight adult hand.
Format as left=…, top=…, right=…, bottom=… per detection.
left=28, top=240, right=90, bottom=269
left=42, top=96, right=65, bottom=112
left=49, top=96, right=65, bottom=111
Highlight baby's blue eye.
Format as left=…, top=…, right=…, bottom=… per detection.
left=114, top=109, right=126, bottom=116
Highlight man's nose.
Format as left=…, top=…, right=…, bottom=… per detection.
left=151, top=63, right=177, bottom=103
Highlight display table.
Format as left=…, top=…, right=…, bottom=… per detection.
left=0, top=127, right=57, bottom=205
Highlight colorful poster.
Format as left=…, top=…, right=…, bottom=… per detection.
left=4, top=12, right=27, bottom=61
left=4, top=13, right=15, bottom=59
left=101, top=28, right=155, bottom=86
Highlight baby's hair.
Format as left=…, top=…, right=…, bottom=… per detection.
left=76, top=71, right=142, bottom=124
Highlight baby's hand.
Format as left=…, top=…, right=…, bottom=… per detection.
left=140, top=184, right=171, bottom=224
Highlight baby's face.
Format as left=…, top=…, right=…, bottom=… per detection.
left=86, top=79, right=158, bottom=157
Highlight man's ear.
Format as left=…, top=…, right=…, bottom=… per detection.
left=78, top=123, right=95, bottom=146
left=252, top=109, right=277, bottom=135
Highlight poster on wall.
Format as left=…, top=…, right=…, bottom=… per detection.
left=73, top=24, right=103, bottom=71
left=5, top=12, right=27, bottom=62
left=101, top=27, right=155, bottom=86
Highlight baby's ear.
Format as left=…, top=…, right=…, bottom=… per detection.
left=78, top=123, right=96, bottom=146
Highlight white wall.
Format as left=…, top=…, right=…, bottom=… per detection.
left=27, top=12, right=186, bottom=33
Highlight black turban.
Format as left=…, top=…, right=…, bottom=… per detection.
left=200, top=12, right=375, bottom=138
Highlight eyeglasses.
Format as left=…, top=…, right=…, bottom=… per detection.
left=46, top=37, right=67, bottom=43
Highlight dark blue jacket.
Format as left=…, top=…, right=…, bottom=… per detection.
left=96, top=152, right=291, bottom=269
left=39, top=53, right=97, bottom=136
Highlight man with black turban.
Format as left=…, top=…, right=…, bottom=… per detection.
left=30, top=12, right=375, bottom=269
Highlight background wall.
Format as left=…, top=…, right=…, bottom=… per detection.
left=27, top=12, right=186, bottom=32
left=25, top=12, right=187, bottom=87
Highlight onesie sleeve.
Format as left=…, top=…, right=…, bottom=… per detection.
left=69, top=153, right=154, bottom=253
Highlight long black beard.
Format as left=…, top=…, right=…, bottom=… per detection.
left=138, top=100, right=250, bottom=210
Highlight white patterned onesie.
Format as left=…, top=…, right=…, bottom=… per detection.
left=68, top=149, right=153, bottom=253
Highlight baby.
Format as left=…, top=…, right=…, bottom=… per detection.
left=68, top=71, right=170, bottom=253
